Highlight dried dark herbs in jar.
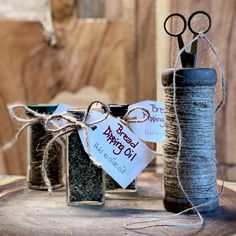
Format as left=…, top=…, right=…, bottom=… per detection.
left=105, top=104, right=137, bottom=193
left=27, top=104, right=63, bottom=190
left=66, top=109, right=105, bottom=205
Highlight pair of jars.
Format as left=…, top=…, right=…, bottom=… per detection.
left=27, top=104, right=137, bottom=206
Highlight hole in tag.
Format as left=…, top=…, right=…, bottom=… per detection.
left=91, top=126, right=97, bottom=131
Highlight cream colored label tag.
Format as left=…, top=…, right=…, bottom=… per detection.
left=128, top=100, right=165, bottom=143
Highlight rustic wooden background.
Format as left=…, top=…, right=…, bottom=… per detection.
left=0, top=0, right=156, bottom=174
left=0, top=0, right=235, bottom=180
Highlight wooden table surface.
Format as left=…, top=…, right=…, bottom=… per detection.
left=0, top=172, right=236, bottom=236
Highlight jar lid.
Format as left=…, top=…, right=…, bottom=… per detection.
left=68, top=108, right=106, bottom=120
left=27, top=104, right=59, bottom=115
left=108, top=104, right=129, bottom=117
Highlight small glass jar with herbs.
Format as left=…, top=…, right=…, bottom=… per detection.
left=105, top=104, right=137, bottom=193
left=66, top=109, right=105, bottom=205
left=27, top=104, right=64, bottom=190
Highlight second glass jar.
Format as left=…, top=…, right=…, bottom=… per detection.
left=105, top=104, right=137, bottom=193
left=66, top=109, right=105, bottom=205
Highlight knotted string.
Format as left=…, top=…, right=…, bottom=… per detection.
left=120, top=106, right=150, bottom=125
left=124, top=32, right=226, bottom=231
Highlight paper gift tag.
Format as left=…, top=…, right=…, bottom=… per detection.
left=54, top=104, right=71, bottom=114
left=128, top=100, right=165, bottom=143
left=78, top=111, right=156, bottom=188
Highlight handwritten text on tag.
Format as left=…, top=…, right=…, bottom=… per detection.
left=78, top=113, right=156, bottom=188
left=128, top=100, right=165, bottom=143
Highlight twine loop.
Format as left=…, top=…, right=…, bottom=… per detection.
left=120, top=106, right=150, bottom=125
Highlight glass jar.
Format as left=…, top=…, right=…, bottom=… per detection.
left=105, top=104, right=137, bottom=193
left=66, top=109, right=105, bottom=205
left=27, top=104, right=64, bottom=190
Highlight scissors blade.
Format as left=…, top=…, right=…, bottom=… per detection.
left=189, top=34, right=198, bottom=67
left=177, top=35, right=195, bottom=68
left=190, top=34, right=198, bottom=55
left=177, top=35, right=185, bottom=51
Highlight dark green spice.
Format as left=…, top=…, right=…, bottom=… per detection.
left=27, top=104, right=63, bottom=190
left=66, top=110, right=105, bottom=205
left=105, top=104, right=137, bottom=193
left=105, top=174, right=136, bottom=192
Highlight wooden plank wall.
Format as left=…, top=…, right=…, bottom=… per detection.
left=0, top=0, right=157, bottom=174
left=123, top=0, right=156, bottom=103
left=156, top=0, right=236, bottom=179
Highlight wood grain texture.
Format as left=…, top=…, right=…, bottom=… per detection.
left=137, top=0, right=156, bottom=101
left=0, top=0, right=158, bottom=174
left=0, top=172, right=236, bottom=236
left=0, top=19, right=125, bottom=174
left=123, top=0, right=156, bottom=103
left=168, top=0, right=236, bottom=180
left=77, top=0, right=105, bottom=18
left=122, top=0, right=139, bottom=103
left=105, top=0, right=123, bottom=20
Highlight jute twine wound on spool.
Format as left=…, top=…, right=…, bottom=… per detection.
left=124, top=32, right=225, bottom=231
left=163, top=68, right=219, bottom=212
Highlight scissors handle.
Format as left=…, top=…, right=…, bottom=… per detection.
left=164, top=11, right=212, bottom=68
left=164, top=11, right=211, bottom=37
left=188, top=11, right=211, bottom=35
left=164, top=13, right=187, bottom=37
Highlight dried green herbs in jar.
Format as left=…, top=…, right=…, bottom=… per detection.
left=27, top=104, right=64, bottom=190
left=105, top=104, right=137, bottom=193
left=66, top=109, right=105, bottom=205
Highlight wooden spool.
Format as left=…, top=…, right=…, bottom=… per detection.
left=162, top=68, right=219, bottom=213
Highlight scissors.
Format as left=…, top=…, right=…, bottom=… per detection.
left=164, top=11, right=211, bottom=68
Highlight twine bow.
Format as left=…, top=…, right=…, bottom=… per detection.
left=120, top=106, right=150, bottom=125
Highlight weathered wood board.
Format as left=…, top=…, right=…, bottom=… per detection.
left=0, top=0, right=157, bottom=175
left=0, top=172, right=236, bottom=236
left=0, top=19, right=125, bottom=175
left=123, top=0, right=156, bottom=103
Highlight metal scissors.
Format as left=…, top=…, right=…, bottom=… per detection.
left=164, top=11, right=211, bottom=68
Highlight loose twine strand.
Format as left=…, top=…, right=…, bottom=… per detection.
left=124, top=32, right=226, bottom=231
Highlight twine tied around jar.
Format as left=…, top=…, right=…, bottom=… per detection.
left=42, top=102, right=151, bottom=194
left=2, top=101, right=151, bottom=195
